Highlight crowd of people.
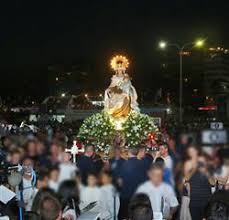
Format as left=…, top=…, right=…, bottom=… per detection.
left=0, top=121, right=229, bottom=220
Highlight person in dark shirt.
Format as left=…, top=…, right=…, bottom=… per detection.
left=137, top=146, right=153, bottom=181
left=188, top=170, right=212, bottom=220
left=77, top=145, right=103, bottom=184
left=118, top=146, right=145, bottom=219
left=110, top=146, right=125, bottom=182
left=167, top=136, right=181, bottom=165
left=204, top=190, right=229, bottom=220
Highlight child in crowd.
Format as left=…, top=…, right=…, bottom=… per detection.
left=75, top=170, right=85, bottom=195
left=36, top=169, right=49, bottom=190
left=48, top=166, right=60, bottom=192
left=80, top=172, right=100, bottom=212
left=99, top=171, right=120, bottom=220
left=58, top=151, right=77, bottom=183
left=155, top=157, right=174, bottom=186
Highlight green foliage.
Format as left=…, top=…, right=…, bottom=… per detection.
left=77, top=111, right=158, bottom=151
left=77, top=111, right=115, bottom=152
left=122, top=111, right=158, bottom=146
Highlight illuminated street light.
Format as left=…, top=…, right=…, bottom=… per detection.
left=158, top=38, right=206, bottom=123
left=85, top=94, right=88, bottom=98
left=61, top=93, right=66, bottom=97
left=159, top=41, right=167, bottom=49
left=195, top=39, right=205, bottom=47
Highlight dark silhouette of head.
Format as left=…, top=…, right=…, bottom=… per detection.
left=204, top=190, right=229, bottom=220
left=128, top=193, right=153, bottom=220
left=58, top=180, right=80, bottom=217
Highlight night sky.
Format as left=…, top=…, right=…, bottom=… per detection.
left=0, top=0, right=229, bottom=100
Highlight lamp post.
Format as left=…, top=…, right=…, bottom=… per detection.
left=159, top=39, right=205, bottom=123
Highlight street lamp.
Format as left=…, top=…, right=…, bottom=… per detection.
left=195, top=39, right=205, bottom=47
left=159, top=41, right=167, bottom=49
left=61, top=93, right=66, bottom=98
left=158, top=39, right=205, bottom=123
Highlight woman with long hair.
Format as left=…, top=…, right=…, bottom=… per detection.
left=58, top=180, right=80, bottom=220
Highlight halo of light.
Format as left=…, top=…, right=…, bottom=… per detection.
left=110, top=55, right=129, bottom=71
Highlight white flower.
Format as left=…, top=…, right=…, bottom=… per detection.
left=133, top=125, right=139, bottom=132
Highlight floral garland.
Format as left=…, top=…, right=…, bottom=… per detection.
left=77, top=111, right=116, bottom=153
left=122, top=111, right=159, bottom=146
left=77, top=111, right=159, bottom=152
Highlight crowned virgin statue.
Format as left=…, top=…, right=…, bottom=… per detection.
left=104, top=55, right=139, bottom=120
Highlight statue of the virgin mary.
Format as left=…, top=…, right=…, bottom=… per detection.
left=104, top=55, right=139, bottom=119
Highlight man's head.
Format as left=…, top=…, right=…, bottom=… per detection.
left=137, top=146, right=146, bottom=160
left=1, top=136, right=12, bottom=149
left=37, top=170, right=49, bottom=189
left=9, top=149, right=21, bottom=165
left=25, top=140, right=37, bottom=157
left=148, top=163, right=163, bottom=186
left=85, top=145, right=95, bottom=157
left=50, top=142, right=59, bottom=156
left=40, top=196, right=62, bottom=220
left=159, top=143, right=169, bottom=157
left=154, top=157, right=165, bottom=169
left=22, top=157, right=34, bottom=178
left=128, top=193, right=153, bottom=220
left=180, top=134, right=190, bottom=145
left=128, top=146, right=139, bottom=158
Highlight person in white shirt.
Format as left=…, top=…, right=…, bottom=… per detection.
left=48, top=166, right=60, bottom=192
left=80, top=172, right=100, bottom=213
left=58, top=152, right=78, bottom=184
left=75, top=170, right=85, bottom=197
left=17, top=157, right=38, bottom=211
left=99, top=171, right=120, bottom=220
left=136, top=163, right=179, bottom=220
left=159, top=143, right=173, bottom=171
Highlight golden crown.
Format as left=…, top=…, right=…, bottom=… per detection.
left=110, top=55, right=129, bottom=71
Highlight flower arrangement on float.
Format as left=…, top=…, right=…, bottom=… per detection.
left=122, top=111, right=159, bottom=146
left=77, top=110, right=159, bottom=152
left=77, top=111, right=115, bottom=152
